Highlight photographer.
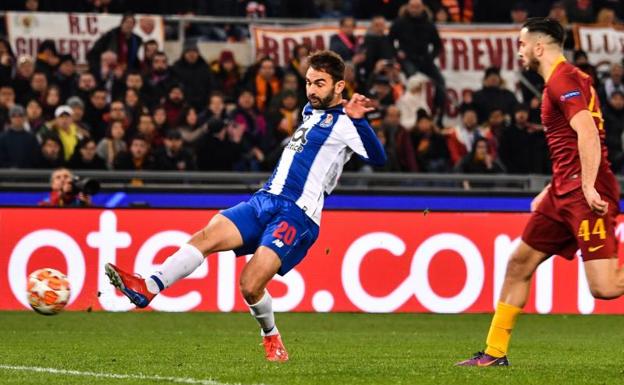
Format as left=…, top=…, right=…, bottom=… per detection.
left=39, top=168, right=99, bottom=207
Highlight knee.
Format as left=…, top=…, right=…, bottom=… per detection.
left=589, top=284, right=618, bottom=300
left=239, top=276, right=264, bottom=304
left=188, top=228, right=217, bottom=255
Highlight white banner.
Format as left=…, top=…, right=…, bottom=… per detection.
left=574, top=24, right=624, bottom=72
left=6, top=12, right=165, bottom=64
left=250, top=24, right=522, bottom=119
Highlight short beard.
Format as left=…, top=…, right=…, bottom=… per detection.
left=527, top=57, right=540, bottom=72
left=308, top=92, right=335, bottom=109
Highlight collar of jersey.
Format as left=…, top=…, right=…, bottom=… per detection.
left=545, top=55, right=567, bottom=83
left=303, top=102, right=345, bottom=116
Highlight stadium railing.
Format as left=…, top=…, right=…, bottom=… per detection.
left=0, top=169, right=557, bottom=194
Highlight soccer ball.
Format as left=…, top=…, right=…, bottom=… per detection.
left=27, top=268, right=71, bottom=315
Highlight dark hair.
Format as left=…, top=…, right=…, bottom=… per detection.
left=131, top=133, right=149, bottom=144
left=91, top=87, right=107, bottom=96
left=308, top=50, right=345, bottom=83
left=339, top=17, right=355, bottom=27
left=106, top=120, right=125, bottom=138
left=522, top=17, right=565, bottom=47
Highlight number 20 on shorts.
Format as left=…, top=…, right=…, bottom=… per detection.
left=577, top=218, right=606, bottom=241
left=273, top=221, right=297, bottom=245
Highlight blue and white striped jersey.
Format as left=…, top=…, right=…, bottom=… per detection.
left=262, top=103, right=386, bottom=224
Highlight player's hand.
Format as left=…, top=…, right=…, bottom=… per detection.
left=343, top=93, right=374, bottom=119
left=583, top=186, right=608, bottom=216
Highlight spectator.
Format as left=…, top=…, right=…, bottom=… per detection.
left=362, top=15, right=394, bottom=74
left=472, top=67, right=518, bottom=123
left=266, top=90, right=300, bottom=148
left=455, top=137, right=506, bottom=174
left=96, top=120, right=127, bottom=170
left=211, top=50, right=241, bottom=103
left=12, top=55, right=35, bottom=105
left=287, top=44, right=310, bottom=92
left=39, top=168, right=91, bottom=207
left=390, top=0, right=446, bottom=119
left=604, top=90, right=624, bottom=173
left=0, top=105, right=40, bottom=168
left=84, top=88, right=109, bottom=142
left=179, top=106, right=207, bottom=147
left=34, top=39, right=58, bottom=79
left=163, top=84, right=186, bottom=127
left=549, top=1, right=570, bottom=25
left=440, top=0, right=474, bottom=22
left=196, top=119, right=245, bottom=171
left=35, top=135, right=64, bottom=169
left=25, top=98, right=45, bottom=133
left=42, top=85, right=61, bottom=120
left=374, top=125, right=402, bottom=171
left=147, top=51, right=176, bottom=106
left=198, top=92, right=227, bottom=126
left=329, top=17, right=359, bottom=61
left=499, top=104, right=550, bottom=174
left=140, top=39, right=159, bottom=76
left=67, top=96, right=91, bottom=134
left=0, top=85, right=15, bottom=130
left=572, top=49, right=598, bottom=85
left=380, top=105, right=418, bottom=171
left=96, top=51, right=125, bottom=98
left=27, top=71, right=48, bottom=105
left=510, top=2, right=529, bottom=24
left=39, top=105, right=83, bottom=161
left=598, top=62, right=624, bottom=106
left=277, top=71, right=306, bottom=108
left=53, top=54, right=77, bottom=101
left=411, top=111, right=451, bottom=172
left=152, top=105, right=170, bottom=135
left=87, top=13, right=143, bottom=72
left=445, top=106, right=481, bottom=166
left=136, top=112, right=163, bottom=148
left=565, top=0, right=595, bottom=23
left=172, top=41, right=215, bottom=110
left=479, top=108, right=507, bottom=160
left=248, top=57, right=281, bottom=113
left=231, top=88, right=269, bottom=152
left=396, top=73, right=430, bottom=129
left=368, top=75, right=395, bottom=124
left=68, top=137, right=107, bottom=170
left=103, top=100, right=130, bottom=131
left=123, top=88, right=143, bottom=130
left=0, top=38, right=14, bottom=85
left=74, top=72, right=97, bottom=103
left=154, top=129, right=196, bottom=171
left=596, top=6, right=617, bottom=25
left=114, top=134, right=156, bottom=170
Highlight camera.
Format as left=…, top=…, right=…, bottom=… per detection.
left=70, top=176, right=101, bottom=195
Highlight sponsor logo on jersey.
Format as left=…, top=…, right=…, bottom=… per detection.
left=286, top=124, right=311, bottom=153
left=560, top=90, right=581, bottom=101
left=272, top=239, right=285, bottom=248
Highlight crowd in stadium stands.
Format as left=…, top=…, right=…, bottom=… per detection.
left=1, top=0, right=624, bottom=176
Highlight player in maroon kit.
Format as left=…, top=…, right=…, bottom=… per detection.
left=458, top=17, right=622, bottom=366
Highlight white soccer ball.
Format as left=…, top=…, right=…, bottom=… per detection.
left=27, top=268, right=71, bottom=315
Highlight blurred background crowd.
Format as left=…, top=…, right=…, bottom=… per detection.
left=0, top=0, right=623, bottom=177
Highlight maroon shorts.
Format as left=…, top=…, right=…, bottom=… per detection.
left=522, top=187, right=619, bottom=261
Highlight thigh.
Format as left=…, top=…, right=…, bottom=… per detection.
left=260, top=208, right=319, bottom=276
left=522, top=209, right=577, bottom=260
left=561, top=189, right=618, bottom=261
left=218, top=200, right=264, bottom=255
left=189, top=213, right=245, bottom=254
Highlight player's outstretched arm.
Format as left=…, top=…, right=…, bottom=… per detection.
left=571, top=110, right=608, bottom=215
left=342, top=94, right=387, bottom=166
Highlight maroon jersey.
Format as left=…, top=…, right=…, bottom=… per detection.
left=541, top=58, right=615, bottom=198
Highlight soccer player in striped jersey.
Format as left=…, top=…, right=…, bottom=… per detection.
left=458, top=18, right=622, bottom=367
left=105, top=50, right=386, bottom=361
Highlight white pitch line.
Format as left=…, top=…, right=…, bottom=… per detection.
left=0, top=364, right=261, bottom=385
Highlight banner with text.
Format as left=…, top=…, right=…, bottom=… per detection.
left=6, top=12, right=164, bottom=64
left=574, top=24, right=624, bottom=72
left=250, top=24, right=521, bottom=118
left=2, top=208, right=624, bottom=314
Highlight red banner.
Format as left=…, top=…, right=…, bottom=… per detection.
left=2, top=208, right=624, bottom=314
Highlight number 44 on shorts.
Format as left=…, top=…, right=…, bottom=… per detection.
left=577, top=218, right=606, bottom=241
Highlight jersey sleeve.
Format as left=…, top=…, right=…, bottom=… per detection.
left=334, top=115, right=387, bottom=166
left=547, top=71, right=590, bottom=122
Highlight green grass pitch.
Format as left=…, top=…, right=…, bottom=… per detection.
left=1, top=311, right=623, bottom=385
